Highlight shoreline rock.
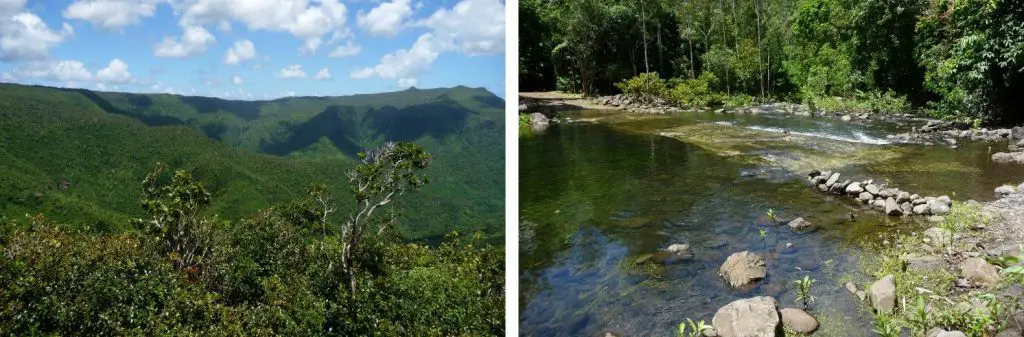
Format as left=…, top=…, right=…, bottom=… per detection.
left=807, top=170, right=953, bottom=217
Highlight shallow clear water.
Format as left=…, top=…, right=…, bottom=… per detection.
left=518, top=109, right=1024, bottom=336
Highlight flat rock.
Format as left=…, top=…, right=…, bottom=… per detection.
left=993, top=152, right=1024, bottom=164
left=913, top=203, right=931, bottom=215
left=846, top=182, right=864, bottom=194
left=996, top=185, right=1016, bottom=197
left=844, top=282, right=857, bottom=294
left=865, top=184, right=880, bottom=195
left=825, top=172, right=840, bottom=187
left=779, top=308, right=818, bottom=333
left=858, top=192, right=874, bottom=203
left=929, top=201, right=951, bottom=215
left=719, top=251, right=767, bottom=287
left=905, top=255, right=947, bottom=272
left=870, top=275, right=896, bottom=313
left=711, top=296, right=780, bottom=337
left=961, top=257, right=1000, bottom=286
left=923, top=227, right=952, bottom=247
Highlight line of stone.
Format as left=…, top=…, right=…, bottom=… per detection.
left=807, top=170, right=952, bottom=216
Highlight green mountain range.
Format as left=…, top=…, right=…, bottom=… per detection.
left=0, top=83, right=504, bottom=241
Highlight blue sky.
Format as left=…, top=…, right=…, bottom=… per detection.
left=0, top=0, right=505, bottom=99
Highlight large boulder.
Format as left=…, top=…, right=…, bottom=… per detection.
left=993, top=152, right=1024, bottom=164
left=528, top=113, right=549, bottom=126
left=961, top=258, right=1000, bottom=286
left=711, top=297, right=781, bottom=337
left=720, top=251, right=767, bottom=287
left=870, top=275, right=897, bottom=314
left=779, top=308, right=818, bottom=334
left=929, top=201, right=951, bottom=215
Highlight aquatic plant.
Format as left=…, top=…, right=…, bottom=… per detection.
left=759, top=228, right=768, bottom=239
left=793, top=276, right=816, bottom=309
left=872, top=313, right=902, bottom=337
left=677, top=318, right=709, bottom=337
left=766, top=208, right=777, bottom=225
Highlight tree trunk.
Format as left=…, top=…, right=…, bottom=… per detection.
left=755, top=0, right=765, bottom=102
left=721, top=0, right=729, bottom=95
left=642, top=0, right=650, bottom=74
left=686, top=0, right=695, bottom=79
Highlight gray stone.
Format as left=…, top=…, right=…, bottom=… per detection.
left=961, top=257, right=1000, bottom=286
left=996, top=185, right=1016, bottom=197
left=858, top=192, right=874, bottom=203
left=666, top=243, right=691, bottom=255
left=529, top=113, right=549, bottom=126
left=901, top=202, right=913, bottom=213
left=870, top=275, right=897, bottom=313
left=840, top=115, right=852, bottom=122
left=779, top=308, right=818, bottom=334
left=923, top=227, right=952, bottom=247
left=788, top=217, right=812, bottom=230
left=905, top=255, right=947, bottom=272
left=937, top=195, right=952, bottom=206
left=885, top=197, right=902, bottom=216
left=865, top=184, right=880, bottom=195
left=826, top=172, right=840, bottom=187
left=879, top=188, right=896, bottom=198
left=711, top=296, right=780, bottom=337
left=914, top=204, right=931, bottom=215
left=719, top=251, right=767, bottom=287
left=846, top=182, right=864, bottom=194
left=912, top=198, right=927, bottom=205
left=872, top=199, right=887, bottom=210
left=929, top=202, right=951, bottom=215
left=936, top=331, right=968, bottom=337
left=844, top=282, right=857, bottom=294
left=896, top=191, right=911, bottom=203
left=993, top=152, right=1024, bottom=164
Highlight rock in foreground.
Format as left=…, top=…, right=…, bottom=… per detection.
left=712, top=296, right=781, bottom=337
left=779, top=308, right=817, bottom=333
left=870, top=275, right=896, bottom=314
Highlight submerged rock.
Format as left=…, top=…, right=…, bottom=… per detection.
left=870, top=275, right=897, bottom=314
left=779, top=308, right=817, bottom=333
left=787, top=217, right=812, bottom=229
left=993, top=152, right=1024, bottom=164
left=711, top=297, right=780, bottom=337
left=719, top=251, right=767, bottom=287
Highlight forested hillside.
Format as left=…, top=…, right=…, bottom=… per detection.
left=0, top=83, right=504, bottom=241
left=520, top=0, right=1024, bottom=124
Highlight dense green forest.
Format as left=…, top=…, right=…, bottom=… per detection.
left=0, top=142, right=504, bottom=335
left=0, top=83, right=504, bottom=241
left=520, top=0, right=1024, bottom=124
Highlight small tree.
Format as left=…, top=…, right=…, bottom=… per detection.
left=341, top=142, right=431, bottom=294
left=133, top=163, right=216, bottom=277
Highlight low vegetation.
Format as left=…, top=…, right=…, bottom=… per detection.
left=857, top=202, right=1022, bottom=336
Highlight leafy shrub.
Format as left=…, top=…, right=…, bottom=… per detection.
left=615, top=72, right=667, bottom=101
left=723, top=94, right=755, bottom=108
left=810, top=90, right=909, bottom=114
left=556, top=74, right=581, bottom=93
left=667, top=73, right=723, bottom=107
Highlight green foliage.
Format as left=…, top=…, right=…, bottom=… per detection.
left=615, top=72, right=668, bottom=100
left=810, top=90, right=910, bottom=114
left=667, top=73, right=723, bottom=107
left=132, top=163, right=219, bottom=274
left=677, top=318, right=709, bottom=337
left=723, top=94, right=755, bottom=108
left=0, top=154, right=504, bottom=335
left=766, top=208, right=777, bottom=224
left=793, top=275, right=816, bottom=309
left=872, top=312, right=903, bottom=337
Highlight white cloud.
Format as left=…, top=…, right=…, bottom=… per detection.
left=95, top=58, right=132, bottom=84
left=313, top=67, right=330, bottom=80
left=418, top=0, right=504, bottom=55
left=398, top=77, right=416, bottom=87
left=357, top=0, right=411, bottom=37
left=350, top=33, right=438, bottom=80
left=232, top=75, right=243, bottom=84
left=63, top=0, right=159, bottom=30
left=277, top=64, right=306, bottom=79
left=178, top=0, right=349, bottom=54
left=154, top=25, right=215, bottom=58
left=0, top=12, right=74, bottom=61
left=96, top=82, right=106, bottom=90
left=0, top=0, right=26, bottom=16
left=9, top=60, right=93, bottom=82
left=328, top=40, right=361, bottom=58
left=224, top=39, right=256, bottom=65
